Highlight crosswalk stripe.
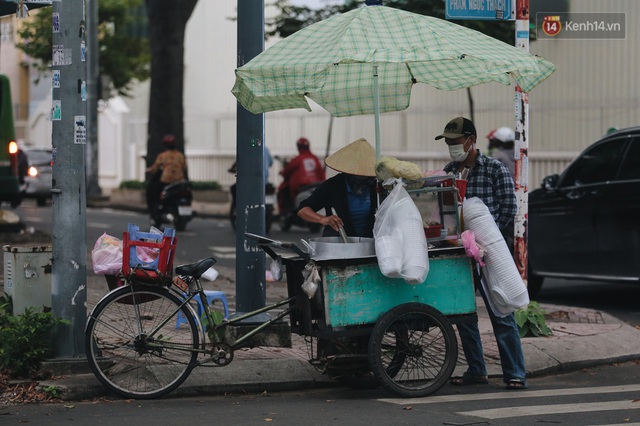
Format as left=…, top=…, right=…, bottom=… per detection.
left=378, top=384, right=640, bottom=405
left=460, top=400, right=640, bottom=420
left=208, top=246, right=236, bottom=259
left=588, top=423, right=640, bottom=426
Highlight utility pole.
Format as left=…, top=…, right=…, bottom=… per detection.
left=86, top=0, right=101, bottom=198
left=235, top=0, right=266, bottom=318
left=513, top=0, right=530, bottom=283
left=50, top=0, right=87, bottom=358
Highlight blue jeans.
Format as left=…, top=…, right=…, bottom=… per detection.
left=456, top=273, right=527, bottom=382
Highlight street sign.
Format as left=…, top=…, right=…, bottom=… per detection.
left=445, top=0, right=515, bottom=21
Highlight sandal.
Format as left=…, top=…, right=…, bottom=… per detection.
left=450, top=374, right=489, bottom=386
left=505, top=378, right=528, bottom=390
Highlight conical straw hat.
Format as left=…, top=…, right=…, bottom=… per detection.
left=325, top=138, right=376, bottom=177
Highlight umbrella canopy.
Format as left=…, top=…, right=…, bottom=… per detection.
left=232, top=5, right=555, bottom=117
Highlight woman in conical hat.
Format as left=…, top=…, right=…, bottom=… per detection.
left=297, top=138, right=377, bottom=237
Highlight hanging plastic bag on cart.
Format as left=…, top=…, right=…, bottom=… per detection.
left=374, top=178, right=429, bottom=284
left=301, top=262, right=320, bottom=298
left=91, top=233, right=123, bottom=275
left=269, top=257, right=283, bottom=281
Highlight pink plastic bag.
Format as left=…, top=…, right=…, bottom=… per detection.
left=91, top=233, right=123, bottom=275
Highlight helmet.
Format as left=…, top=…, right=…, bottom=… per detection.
left=162, top=134, right=177, bottom=147
left=296, top=137, right=310, bottom=150
left=487, top=127, right=515, bottom=143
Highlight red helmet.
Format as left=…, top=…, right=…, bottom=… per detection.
left=296, top=137, right=310, bottom=150
left=162, top=134, right=177, bottom=147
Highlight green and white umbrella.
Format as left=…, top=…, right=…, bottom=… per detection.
left=232, top=5, right=556, bottom=157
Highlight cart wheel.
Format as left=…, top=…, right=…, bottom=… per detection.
left=368, top=303, right=458, bottom=398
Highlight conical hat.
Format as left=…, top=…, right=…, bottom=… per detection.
left=325, top=138, right=376, bottom=177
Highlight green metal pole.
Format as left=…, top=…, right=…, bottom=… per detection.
left=235, top=0, right=267, bottom=318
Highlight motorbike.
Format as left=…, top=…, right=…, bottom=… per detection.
left=153, top=180, right=193, bottom=231
left=228, top=163, right=275, bottom=233
left=277, top=181, right=323, bottom=232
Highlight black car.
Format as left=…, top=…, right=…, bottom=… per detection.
left=528, top=126, right=640, bottom=298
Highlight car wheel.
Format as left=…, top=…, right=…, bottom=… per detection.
left=37, top=197, right=46, bottom=207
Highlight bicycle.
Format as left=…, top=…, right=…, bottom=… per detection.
left=85, top=256, right=301, bottom=399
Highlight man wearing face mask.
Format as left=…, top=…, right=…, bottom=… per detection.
left=297, top=138, right=377, bottom=237
left=435, top=117, right=527, bottom=390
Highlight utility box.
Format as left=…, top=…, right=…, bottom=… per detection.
left=3, top=245, right=52, bottom=315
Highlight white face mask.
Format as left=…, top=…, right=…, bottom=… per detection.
left=448, top=139, right=470, bottom=162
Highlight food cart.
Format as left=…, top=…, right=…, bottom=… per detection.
left=253, top=176, right=476, bottom=397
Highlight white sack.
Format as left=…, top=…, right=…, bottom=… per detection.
left=462, top=197, right=529, bottom=316
left=374, top=179, right=429, bottom=284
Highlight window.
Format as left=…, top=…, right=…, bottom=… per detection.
left=617, top=137, right=640, bottom=181
left=561, top=138, right=626, bottom=186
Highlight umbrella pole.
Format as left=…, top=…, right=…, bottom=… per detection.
left=373, top=64, right=381, bottom=163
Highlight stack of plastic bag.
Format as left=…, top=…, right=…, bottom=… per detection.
left=375, top=156, right=423, bottom=181
left=374, top=178, right=429, bottom=284
left=462, top=197, right=529, bottom=316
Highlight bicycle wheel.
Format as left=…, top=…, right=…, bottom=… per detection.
left=85, top=284, right=200, bottom=399
left=368, top=303, right=458, bottom=398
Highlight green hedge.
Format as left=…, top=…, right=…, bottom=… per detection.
left=118, top=180, right=222, bottom=191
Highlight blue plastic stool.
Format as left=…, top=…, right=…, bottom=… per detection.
left=176, top=290, right=229, bottom=329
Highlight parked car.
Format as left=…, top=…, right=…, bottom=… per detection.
left=23, top=149, right=53, bottom=206
left=527, top=126, right=640, bottom=298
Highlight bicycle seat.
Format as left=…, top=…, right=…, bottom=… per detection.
left=175, top=257, right=216, bottom=278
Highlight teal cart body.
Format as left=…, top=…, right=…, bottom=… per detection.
left=319, top=248, right=476, bottom=329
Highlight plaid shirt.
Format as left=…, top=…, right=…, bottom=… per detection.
left=444, top=151, right=516, bottom=230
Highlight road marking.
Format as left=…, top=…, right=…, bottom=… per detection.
left=378, top=384, right=640, bottom=405
left=589, top=423, right=640, bottom=426
left=22, top=216, right=44, bottom=223
left=209, top=246, right=236, bottom=259
left=87, top=222, right=111, bottom=229
left=460, top=400, right=640, bottom=420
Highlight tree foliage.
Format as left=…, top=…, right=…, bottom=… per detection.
left=16, top=0, right=150, bottom=98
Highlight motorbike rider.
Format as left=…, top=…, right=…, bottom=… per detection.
left=146, top=134, right=188, bottom=226
left=486, top=127, right=515, bottom=179
left=278, top=137, right=325, bottom=212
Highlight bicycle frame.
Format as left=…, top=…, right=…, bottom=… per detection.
left=123, top=276, right=301, bottom=365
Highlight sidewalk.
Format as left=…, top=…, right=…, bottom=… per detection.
left=34, top=196, right=640, bottom=399
left=40, top=291, right=640, bottom=401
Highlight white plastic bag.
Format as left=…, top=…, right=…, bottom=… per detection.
left=269, top=257, right=283, bottom=281
left=463, top=197, right=529, bottom=316
left=374, top=179, right=429, bottom=284
left=91, top=233, right=123, bottom=275
left=301, top=262, right=320, bottom=299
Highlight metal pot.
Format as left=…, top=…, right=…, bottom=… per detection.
left=301, top=237, right=376, bottom=261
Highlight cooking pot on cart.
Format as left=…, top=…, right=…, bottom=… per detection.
left=301, top=236, right=376, bottom=261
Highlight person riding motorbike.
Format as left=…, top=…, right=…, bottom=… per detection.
left=278, top=137, right=325, bottom=213
left=146, top=134, right=188, bottom=226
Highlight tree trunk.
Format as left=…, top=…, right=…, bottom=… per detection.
left=145, top=0, right=198, bottom=169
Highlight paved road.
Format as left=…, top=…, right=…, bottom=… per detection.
left=5, top=362, right=640, bottom=425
